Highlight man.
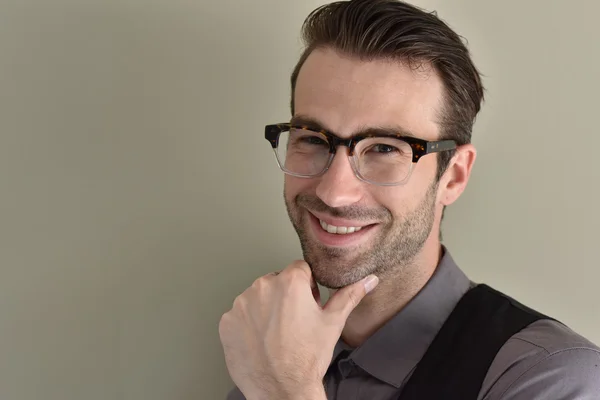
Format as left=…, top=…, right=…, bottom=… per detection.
left=218, top=0, right=600, bottom=399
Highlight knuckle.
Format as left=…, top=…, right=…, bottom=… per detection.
left=232, top=294, right=246, bottom=310
left=290, top=259, right=310, bottom=271
left=282, top=269, right=303, bottom=286
left=218, top=313, right=230, bottom=337
left=291, top=259, right=308, bottom=267
left=251, top=274, right=274, bottom=292
left=285, top=261, right=311, bottom=280
left=251, top=276, right=264, bottom=289
left=287, top=266, right=303, bottom=278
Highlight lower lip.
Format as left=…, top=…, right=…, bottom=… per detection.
left=308, top=213, right=376, bottom=247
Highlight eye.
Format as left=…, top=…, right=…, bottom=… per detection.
left=301, top=135, right=328, bottom=146
left=370, top=144, right=401, bottom=154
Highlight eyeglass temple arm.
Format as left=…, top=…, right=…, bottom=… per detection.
left=426, top=140, right=456, bottom=154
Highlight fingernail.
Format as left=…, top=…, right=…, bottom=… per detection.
left=364, top=275, right=379, bottom=294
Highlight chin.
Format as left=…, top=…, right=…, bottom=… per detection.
left=303, top=245, right=375, bottom=289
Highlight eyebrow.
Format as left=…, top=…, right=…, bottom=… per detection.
left=290, top=114, right=419, bottom=139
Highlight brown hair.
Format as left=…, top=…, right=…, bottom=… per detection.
left=290, top=0, right=485, bottom=180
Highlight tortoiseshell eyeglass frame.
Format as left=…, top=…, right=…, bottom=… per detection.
left=264, top=123, right=457, bottom=186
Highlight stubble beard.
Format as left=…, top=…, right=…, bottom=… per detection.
left=284, top=183, right=438, bottom=289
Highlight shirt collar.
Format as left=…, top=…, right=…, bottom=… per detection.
left=330, top=247, right=471, bottom=388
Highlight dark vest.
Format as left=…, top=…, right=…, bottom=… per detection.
left=398, top=284, right=552, bottom=400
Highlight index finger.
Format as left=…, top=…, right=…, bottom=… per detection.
left=282, top=260, right=321, bottom=304
left=310, top=270, right=321, bottom=305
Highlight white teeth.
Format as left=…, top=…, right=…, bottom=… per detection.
left=319, top=220, right=363, bottom=235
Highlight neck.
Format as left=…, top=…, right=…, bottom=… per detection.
left=335, top=240, right=443, bottom=348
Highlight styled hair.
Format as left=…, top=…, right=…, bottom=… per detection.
left=290, top=0, right=485, bottom=180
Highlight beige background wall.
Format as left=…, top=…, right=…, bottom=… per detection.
left=0, top=1, right=598, bottom=399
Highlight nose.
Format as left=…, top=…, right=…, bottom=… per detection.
left=315, top=150, right=364, bottom=208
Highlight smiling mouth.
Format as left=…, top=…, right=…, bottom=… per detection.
left=318, top=219, right=364, bottom=235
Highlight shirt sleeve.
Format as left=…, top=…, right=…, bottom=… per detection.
left=488, top=348, right=600, bottom=399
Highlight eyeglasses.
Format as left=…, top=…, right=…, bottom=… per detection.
left=265, top=123, right=456, bottom=186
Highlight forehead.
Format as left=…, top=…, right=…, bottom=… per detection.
left=294, top=48, right=444, bottom=141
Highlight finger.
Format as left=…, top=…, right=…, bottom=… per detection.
left=323, top=275, right=379, bottom=320
left=282, top=260, right=312, bottom=280
left=310, top=273, right=322, bottom=306
left=282, top=261, right=321, bottom=304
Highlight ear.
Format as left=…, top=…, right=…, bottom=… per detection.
left=438, top=144, right=477, bottom=206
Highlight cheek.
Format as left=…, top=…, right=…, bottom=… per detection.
left=372, top=172, right=436, bottom=217
left=284, top=175, right=312, bottom=203
left=372, top=187, right=412, bottom=218
left=413, top=154, right=438, bottom=181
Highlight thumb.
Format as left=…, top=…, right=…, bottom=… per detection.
left=323, top=275, right=379, bottom=320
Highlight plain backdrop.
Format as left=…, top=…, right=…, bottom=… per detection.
left=0, top=1, right=598, bottom=399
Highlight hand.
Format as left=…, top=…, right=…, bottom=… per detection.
left=218, top=260, right=379, bottom=400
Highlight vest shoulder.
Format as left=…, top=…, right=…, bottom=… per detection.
left=473, top=284, right=598, bottom=354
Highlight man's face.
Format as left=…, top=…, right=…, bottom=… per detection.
left=285, top=48, right=445, bottom=289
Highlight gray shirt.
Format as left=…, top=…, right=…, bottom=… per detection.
left=226, top=250, right=600, bottom=399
